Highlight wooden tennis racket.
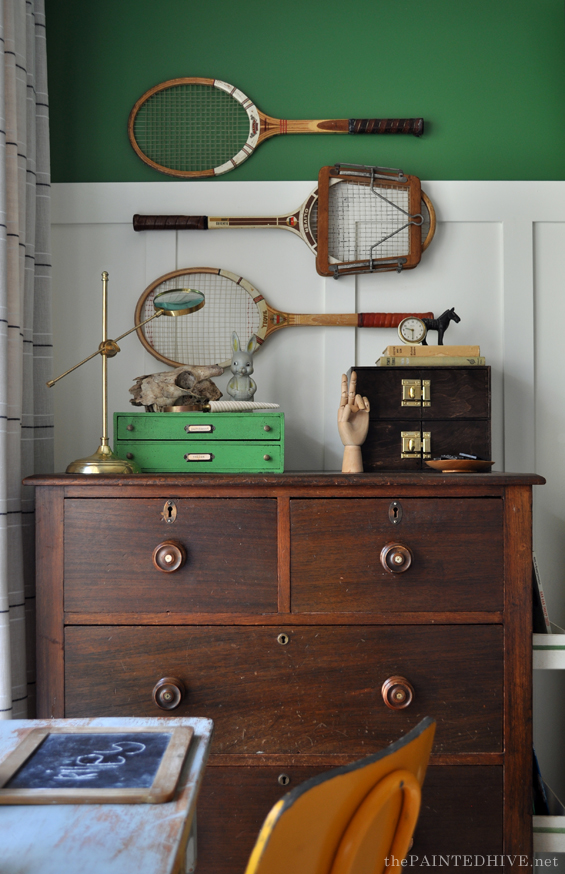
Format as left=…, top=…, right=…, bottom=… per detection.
left=135, top=267, right=434, bottom=368
left=133, top=165, right=436, bottom=278
left=128, top=77, right=424, bottom=178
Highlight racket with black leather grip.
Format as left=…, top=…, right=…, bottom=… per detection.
left=129, top=77, right=424, bottom=178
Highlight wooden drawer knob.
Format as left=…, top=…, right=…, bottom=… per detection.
left=382, top=676, right=414, bottom=710
left=153, top=676, right=185, bottom=710
left=152, top=540, right=186, bottom=573
left=380, top=542, right=413, bottom=574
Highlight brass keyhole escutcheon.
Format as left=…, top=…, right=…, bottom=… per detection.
left=381, top=676, right=414, bottom=710
left=380, top=543, right=413, bottom=574
left=152, top=540, right=186, bottom=572
left=161, top=500, right=177, bottom=524
left=152, top=676, right=186, bottom=711
left=278, top=774, right=291, bottom=786
left=277, top=633, right=290, bottom=645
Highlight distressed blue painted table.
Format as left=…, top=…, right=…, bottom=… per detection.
left=0, top=716, right=214, bottom=874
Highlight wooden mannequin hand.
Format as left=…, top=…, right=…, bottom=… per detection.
left=338, top=372, right=370, bottom=473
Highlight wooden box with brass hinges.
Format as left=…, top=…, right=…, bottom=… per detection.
left=350, top=365, right=491, bottom=470
left=25, top=471, right=544, bottom=873
left=113, top=411, right=284, bottom=473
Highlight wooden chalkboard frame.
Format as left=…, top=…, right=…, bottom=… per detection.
left=0, top=725, right=193, bottom=804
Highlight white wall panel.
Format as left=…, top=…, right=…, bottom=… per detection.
left=50, top=180, right=522, bottom=476
left=50, top=178, right=565, bottom=808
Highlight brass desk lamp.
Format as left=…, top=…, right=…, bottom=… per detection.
left=48, top=271, right=205, bottom=474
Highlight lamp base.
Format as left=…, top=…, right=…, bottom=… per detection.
left=66, top=442, right=141, bottom=475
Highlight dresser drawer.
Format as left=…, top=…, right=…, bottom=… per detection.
left=290, top=498, right=503, bottom=612
left=361, top=420, right=491, bottom=471
left=64, top=498, right=278, bottom=613
left=196, top=764, right=503, bottom=874
left=65, top=625, right=503, bottom=755
left=354, top=366, right=491, bottom=421
left=114, top=440, right=283, bottom=473
left=115, top=412, right=284, bottom=441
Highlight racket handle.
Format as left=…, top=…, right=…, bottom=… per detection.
left=348, top=118, right=424, bottom=136
left=359, top=312, right=433, bottom=328
left=133, top=214, right=208, bottom=231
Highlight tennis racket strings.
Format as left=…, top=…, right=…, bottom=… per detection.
left=133, top=83, right=251, bottom=173
left=327, top=182, right=413, bottom=262
left=141, top=271, right=261, bottom=367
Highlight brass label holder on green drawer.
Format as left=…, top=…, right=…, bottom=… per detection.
left=401, top=430, right=431, bottom=459
left=401, top=379, right=431, bottom=407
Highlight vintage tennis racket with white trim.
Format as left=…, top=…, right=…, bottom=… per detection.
left=133, top=165, right=435, bottom=278
left=135, top=267, right=434, bottom=368
left=128, top=77, right=424, bottom=178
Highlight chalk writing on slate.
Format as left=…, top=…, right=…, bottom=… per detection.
left=7, top=733, right=172, bottom=790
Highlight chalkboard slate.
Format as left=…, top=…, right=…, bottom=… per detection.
left=0, top=726, right=193, bottom=804
left=7, top=732, right=172, bottom=790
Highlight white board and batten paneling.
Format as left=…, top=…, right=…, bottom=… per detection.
left=51, top=179, right=565, bottom=807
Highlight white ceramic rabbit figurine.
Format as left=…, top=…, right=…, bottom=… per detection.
left=227, top=331, right=258, bottom=402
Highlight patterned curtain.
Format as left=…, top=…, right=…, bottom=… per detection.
left=0, top=0, right=53, bottom=720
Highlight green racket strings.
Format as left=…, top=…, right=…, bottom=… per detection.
left=133, top=84, right=251, bottom=172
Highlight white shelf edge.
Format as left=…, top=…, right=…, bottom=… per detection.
left=533, top=634, right=565, bottom=669
left=534, top=816, right=565, bottom=852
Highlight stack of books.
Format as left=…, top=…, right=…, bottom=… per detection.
left=375, top=344, right=485, bottom=367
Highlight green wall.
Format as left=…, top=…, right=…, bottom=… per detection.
left=45, top=0, right=565, bottom=182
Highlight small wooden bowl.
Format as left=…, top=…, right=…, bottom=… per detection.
left=425, top=459, right=495, bottom=473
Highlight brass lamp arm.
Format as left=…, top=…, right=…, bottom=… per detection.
left=46, top=309, right=164, bottom=388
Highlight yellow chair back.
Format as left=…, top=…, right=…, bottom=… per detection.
left=244, top=717, right=435, bottom=874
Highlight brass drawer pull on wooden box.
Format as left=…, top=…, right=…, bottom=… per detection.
left=401, top=430, right=431, bottom=459
left=401, top=379, right=431, bottom=407
left=381, top=676, right=414, bottom=710
left=152, top=676, right=185, bottom=711
left=380, top=543, right=412, bottom=574
left=152, top=540, right=186, bottom=573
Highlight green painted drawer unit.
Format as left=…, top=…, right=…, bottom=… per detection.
left=113, top=411, right=285, bottom=473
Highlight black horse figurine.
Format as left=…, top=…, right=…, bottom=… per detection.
left=421, top=308, right=460, bottom=345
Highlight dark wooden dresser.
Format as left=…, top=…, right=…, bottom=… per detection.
left=26, top=471, right=544, bottom=872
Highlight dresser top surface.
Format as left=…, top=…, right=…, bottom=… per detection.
left=24, top=471, right=545, bottom=488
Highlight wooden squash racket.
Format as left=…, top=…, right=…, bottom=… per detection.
left=135, top=267, right=434, bottom=368
left=133, top=165, right=436, bottom=278
left=128, top=77, right=424, bottom=178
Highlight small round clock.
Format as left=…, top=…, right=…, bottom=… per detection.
left=397, top=316, right=427, bottom=344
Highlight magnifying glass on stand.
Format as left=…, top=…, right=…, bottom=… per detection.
left=47, top=271, right=205, bottom=474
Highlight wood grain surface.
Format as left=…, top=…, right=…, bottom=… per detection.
left=64, top=498, right=278, bottom=613
left=25, top=473, right=543, bottom=870
left=290, top=497, right=503, bottom=612
left=354, top=366, right=491, bottom=421
left=196, top=764, right=503, bottom=874
left=64, top=624, right=503, bottom=756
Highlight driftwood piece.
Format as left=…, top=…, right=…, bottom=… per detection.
left=129, top=365, right=223, bottom=409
